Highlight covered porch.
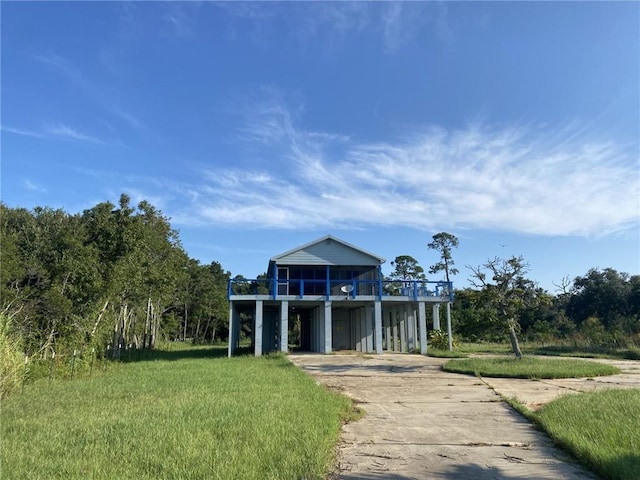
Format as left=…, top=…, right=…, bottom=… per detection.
left=228, top=297, right=453, bottom=357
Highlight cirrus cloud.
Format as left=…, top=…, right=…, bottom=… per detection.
left=174, top=103, right=639, bottom=237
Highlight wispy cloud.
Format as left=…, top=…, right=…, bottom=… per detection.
left=1, top=125, right=48, bottom=139
left=2, top=123, right=105, bottom=144
left=162, top=3, right=198, bottom=38
left=381, top=2, right=453, bottom=52
left=34, top=52, right=148, bottom=135
left=214, top=2, right=437, bottom=54
left=109, top=106, right=147, bottom=133
left=24, top=179, right=47, bottom=193
left=46, top=125, right=104, bottom=143
left=170, top=100, right=638, bottom=237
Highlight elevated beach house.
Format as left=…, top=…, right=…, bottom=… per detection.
left=227, top=235, right=454, bottom=357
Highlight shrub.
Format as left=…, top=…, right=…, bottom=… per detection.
left=428, top=329, right=456, bottom=350
left=0, top=313, right=25, bottom=399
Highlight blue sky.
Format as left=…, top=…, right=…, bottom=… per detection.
left=2, top=1, right=639, bottom=292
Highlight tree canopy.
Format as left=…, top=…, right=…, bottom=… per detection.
left=1, top=196, right=230, bottom=359
left=427, top=232, right=459, bottom=283
left=390, top=255, right=426, bottom=281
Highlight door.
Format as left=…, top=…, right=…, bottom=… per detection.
left=277, top=267, right=289, bottom=295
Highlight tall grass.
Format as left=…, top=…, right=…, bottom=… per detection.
left=2, top=346, right=355, bottom=480
left=0, top=313, right=24, bottom=399
left=443, top=356, right=620, bottom=379
left=535, top=389, right=640, bottom=480
left=457, top=341, right=640, bottom=360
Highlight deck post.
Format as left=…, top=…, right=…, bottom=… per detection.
left=385, top=311, right=392, bottom=351
left=392, top=309, right=398, bottom=352
left=254, top=300, right=263, bottom=357
left=323, top=301, right=332, bottom=353
left=400, top=308, right=407, bottom=352
left=279, top=301, right=289, bottom=353
left=433, top=304, right=441, bottom=330
left=418, top=301, right=427, bottom=355
left=407, top=305, right=416, bottom=352
left=365, top=306, right=374, bottom=353
left=228, top=302, right=236, bottom=357
left=446, top=302, right=453, bottom=351
left=374, top=301, right=383, bottom=354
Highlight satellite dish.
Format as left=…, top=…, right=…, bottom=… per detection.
left=340, top=284, right=354, bottom=297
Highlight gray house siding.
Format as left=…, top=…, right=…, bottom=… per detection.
left=228, top=235, right=454, bottom=357
left=271, top=235, right=383, bottom=266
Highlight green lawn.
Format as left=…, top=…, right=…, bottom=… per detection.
left=1, top=346, right=356, bottom=480
left=443, top=356, right=620, bottom=379
left=535, top=389, right=640, bottom=480
left=426, top=348, right=468, bottom=358
left=455, top=341, right=640, bottom=360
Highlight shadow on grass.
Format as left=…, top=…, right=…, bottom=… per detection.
left=118, top=343, right=240, bottom=363
left=599, top=454, right=640, bottom=480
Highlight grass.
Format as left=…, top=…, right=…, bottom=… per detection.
left=456, top=342, right=515, bottom=355
left=426, top=348, right=468, bottom=358
left=535, top=389, right=640, bottom=480
left=456, top=341, right=640, bottom=360
left=531, top=345, right=640, bottom=361
left=443, top=356, right=620, bottom=379
left=1, top=345, right=357, bottom=480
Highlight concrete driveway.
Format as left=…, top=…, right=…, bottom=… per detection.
left=288, top=353, right=640, bottom=480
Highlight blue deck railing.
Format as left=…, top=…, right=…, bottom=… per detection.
left=228, top=278, right=454, bottom=302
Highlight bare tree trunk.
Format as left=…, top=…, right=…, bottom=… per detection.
left=143, top=297, right=151, bottom=349
left=123, top=304, right=135, bottom=348
left=42, top=325, right=57, bottom=360
left=203, top=317, right=211, bottom=343
left=183, top=303, right=188, bottom=341
left=153, top=299, right=161, bottom=347
left=508, top=322, right=523, bottom=359
left=148, top=301, right=155, bottom=349
left=91, top=299, right=110, bottom=339
left=118, top=304, right=127, bottom=356
left=194, top=317, right=201, bottom=344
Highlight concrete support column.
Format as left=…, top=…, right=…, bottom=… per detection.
left=446, top=302, right=453, bottom=351
left=400, top=308, right=407, bottom=353
left=374, top=301, right=383, bottom=354
left=279, top=301, right=289, bottom=353
left=433, top=304, right=441, bottom=330
left=350, top=310, right=364, bottom=352
left=315, top=308, right=321, bottom=352
left=418, top=302, right=427, bottom=355
left=392, top=309, right=398, bottom=352
left=407, top=305, right=415, bottom=352
left=385, top=311, right=392, bottom=351
left=365, top=306, right=373, bottom=353
left=228, top=302, right=237, bottom=357
left=323, top=301, right=332, bottom=354
left=254, top=300, right=263, bottom=357
left=315, top=306, right=322, bottom=353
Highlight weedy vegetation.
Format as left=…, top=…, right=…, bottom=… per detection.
left=1, top=345, right=358, bottom=480
left=443, top=356, right=620, bottom=379
left=531, top=389, right=639, bottom=480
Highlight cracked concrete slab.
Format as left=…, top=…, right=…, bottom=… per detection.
left=288, top=353, right=640, bottom=480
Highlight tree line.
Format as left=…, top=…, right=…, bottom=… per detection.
left=397, top=233, right=640, bottom=353
left=1, top=194, right=230, bottom=361
left=2, top=197, right=638, bottom=363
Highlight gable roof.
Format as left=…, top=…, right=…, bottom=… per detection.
left=270, top=235, right=386, bottom=267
